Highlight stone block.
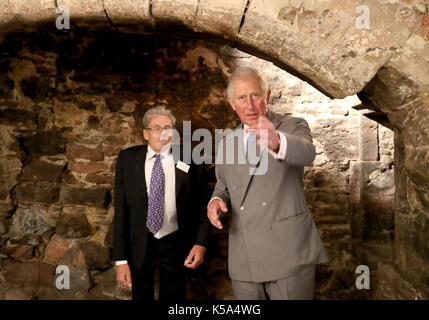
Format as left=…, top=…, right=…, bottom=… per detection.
left=58, top=265, right=92, bottom=297
left=379, top=126, right=394, bottom=155
left=305, top=191, right=349, bottom=225
left=0, top=156, right=22, bottom=190
left=0, top=108, right=36, bottom=128
left=21, top=131, right=66, bottom=157
left=0, top=1, right=28, bottom=41
left=363, top=194, right=394, bottom=239
left=404, top=145, right=429, bottom=189
left=56, top=0, right=110, bottom=28
left=394, top=133, right=410, bottom=213
left=195, top=0, right=248, bottom=40
left=61, top=243, right=87, bottom=269
left=8, top=0, right=57, bottom=24
left=0, top=74, right=14, bottom=100
left=304, top=167, right=349, bottom=193
left=104, top=220, right=114, bottom=248
left=78, top=241, right=110, bottom=269
left=3, top=285, right=35, bottom=300
left=0, top=1, right=17, bottom=31
left=367, top=167, right=394, bottom=194
left=0, top=127, right=20, bottom=157
left=9, top=204, right=55, bottom=238
left=39, top=261, right=57, bottom=287
left=239, top=0, right=360, bottom=98
left=104, top=0, right=152, bottom=33
left=1, top=260, right=55, bottom=287
left=89, top=267, right=131, bottom=300
left=0, top=218, right=10, bottom=234
left=319, top=0, right=403, bottom=97
left=58, top=185, right=110, bottom=207
left=0, top=202, right=15, bottom=218
left=68, top=162, right=109, bottom=174
left=5, top=244, right=36, bottom=262
left=20, top=159, right=65, bottom=182
left=395, top=212, right=429, bottom=294
left=13, top=182, right=60, bottom=203
left=85, top=174, right=114, bottom=185
left=44, top=233, right=73, bottom=263
left=102, top=144, right=122, bottom=157
left=374, top=263, right=426, bottom=300
left=152, top=0, right=198, bottom=30
left=359, top=115, right=378, bottom=161
left=312, top=118, right=358, bottom=161
left=318, top=224, right=350, bottom=246
left=56, top=212, right=91, bottom=239
left=52, top=99, right=96, bottom=135
left=20, top=76, right=53, bottom=101
left=105, top=96, right=126, bottom=113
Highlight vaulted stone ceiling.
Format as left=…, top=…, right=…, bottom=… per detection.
left=1, top=0, right=428, bottom=299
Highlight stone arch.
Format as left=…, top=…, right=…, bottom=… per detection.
left=1, top=0, right=428, bottom=299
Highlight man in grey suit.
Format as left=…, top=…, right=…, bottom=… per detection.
left=207, top=67, right=328, bottom=300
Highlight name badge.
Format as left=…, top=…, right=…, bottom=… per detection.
left=176, top=161, right=190, bottom=173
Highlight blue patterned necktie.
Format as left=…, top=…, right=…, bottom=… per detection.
left=246, top=130, right=256, bottom=157
left=146, top=154, right=165, bottom=234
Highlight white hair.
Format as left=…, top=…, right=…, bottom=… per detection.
left=142, top=106, right=176, bottom=128
left=226, top=67, right=268, bottom=99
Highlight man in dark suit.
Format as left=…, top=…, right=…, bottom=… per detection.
left=113, top=106, right=209, bottom=300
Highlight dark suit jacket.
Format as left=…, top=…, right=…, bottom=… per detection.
left=112, top=145, right=210, bottom=270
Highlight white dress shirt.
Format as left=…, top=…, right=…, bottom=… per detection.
left=116, top=145, right=178, bottom=266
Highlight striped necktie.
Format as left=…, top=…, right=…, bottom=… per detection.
left=246, top=130, right=256, bottom=157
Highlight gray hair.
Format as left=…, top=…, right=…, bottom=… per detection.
left=226, top=67, right=268, bottom=99
left=142, top=106, right=176, bottom=128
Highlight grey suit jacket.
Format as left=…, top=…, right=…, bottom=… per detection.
left=212, top=110, right=328, bottom=283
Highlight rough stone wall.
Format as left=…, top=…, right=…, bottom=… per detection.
left=0, top=29, right=396, bottom=299
left=1, top=0, right=428, bottom=301
left=0, top=31, right=237, bottom=299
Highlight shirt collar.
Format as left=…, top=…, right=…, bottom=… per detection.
left=243, top=124, right=253, bottom=139
left=146, top=144, right=171, bottom=160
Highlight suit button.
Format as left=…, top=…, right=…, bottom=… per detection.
left=240, top=206, right=244, bottom=211
left=262, top=202, right=266, bottom=206
left=233, top=185, right=237, bottom=190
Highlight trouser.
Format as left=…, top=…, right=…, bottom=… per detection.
left=130, top=231, right=186, bottom=301
left=231, top=264, right=316, bottom=300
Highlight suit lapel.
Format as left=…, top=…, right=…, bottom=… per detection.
left=267, top=109, right=282, bottom=129
left=239, top=110, right=282, bottom=204
left=133, top=145, right=148, bottom=205
left=239, top=125, right=254, bottom=204
left=172, top=144, right=186, bottom=198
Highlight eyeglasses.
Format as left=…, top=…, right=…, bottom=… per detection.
left=145, top=126, right=173, bottom=133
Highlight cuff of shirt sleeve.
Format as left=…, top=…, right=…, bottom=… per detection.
left=268, top=131, right=287, bottom=160
left=115, top=260, right=128, bottom=266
